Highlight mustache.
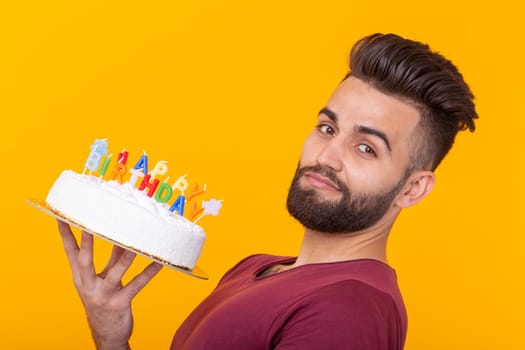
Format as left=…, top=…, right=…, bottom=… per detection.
left=296, top=165, right=348, bottom=193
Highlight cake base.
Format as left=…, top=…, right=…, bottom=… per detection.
left=27, top=198, right=208, bottom=280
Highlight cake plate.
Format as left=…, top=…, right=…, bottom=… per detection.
left=26, top=198, right=208, bottom=280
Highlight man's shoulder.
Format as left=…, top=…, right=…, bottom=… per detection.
left=302, top=278, right=399, bottom=312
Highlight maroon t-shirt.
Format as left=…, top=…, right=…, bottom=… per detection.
left=171, top=254, right=407, bottom=349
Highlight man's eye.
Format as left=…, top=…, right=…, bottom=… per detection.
left=357, top=144, right=377, bottom=157
left=317, top=124, right=335, bottom=135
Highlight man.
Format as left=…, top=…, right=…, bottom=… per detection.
left=57, top=33, right=477, bottom=349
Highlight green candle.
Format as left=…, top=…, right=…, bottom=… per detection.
left=99, top=154, right=112, bottom=177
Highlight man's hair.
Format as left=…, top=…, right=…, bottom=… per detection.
left=346, top=33, right=478, bottom=171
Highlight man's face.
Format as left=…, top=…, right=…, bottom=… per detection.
left=287, top=77, right=421, bottom=233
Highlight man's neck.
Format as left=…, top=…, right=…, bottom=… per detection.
left=292, top=219, right=395, bottom=268
left=260, top=226, right=392, bottom=278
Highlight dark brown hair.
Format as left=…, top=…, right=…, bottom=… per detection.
left=346, top=33, right=478, bottom=171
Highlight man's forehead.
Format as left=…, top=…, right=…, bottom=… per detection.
left=324, top=77, right=421, bottom=138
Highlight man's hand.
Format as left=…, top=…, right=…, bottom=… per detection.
left=57, top=219, right=163, bottom=350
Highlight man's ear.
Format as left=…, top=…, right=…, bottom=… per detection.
left=395, top=171, right=436, bottom=208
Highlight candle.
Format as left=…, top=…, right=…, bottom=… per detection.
left=117, top=149, right=128, bottom=164
left=111, top=162, right=127, bottom=183
left=84, top=139, right=109, bottom=173
left=134, top=153, right=149, bottom=175
left=185, top=183, right=207, bottom=220
left=149, top=160, right=168, bottom=179
left=91, top=139, right=109, bottom=154
left=99, top=154, right=112, bottom=178
left=169, top=194, right=186, bottom=216
left=187, top=201, right=204, bottom=221
left=186, top=183, right=207, bottom=202
left=138, top=174, right=160, bottom=197
left=128, top=168, right=144, bottom=187
left=193, top=199, right=223, bottom=223
left=154, top=182, right=173, bottom=203
left=171, top=174, right=188, bottom=194
left=84, top=151, right=102, bottom=172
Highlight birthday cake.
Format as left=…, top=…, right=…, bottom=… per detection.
left=45, top=139, right=222, bottom=271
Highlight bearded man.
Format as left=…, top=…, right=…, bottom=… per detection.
left=57, top=33, right=478, bottom=350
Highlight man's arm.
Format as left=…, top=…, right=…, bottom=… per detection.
left=57, top=220, right=163, bottom=350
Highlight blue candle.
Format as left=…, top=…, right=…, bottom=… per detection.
left=134, top=154, right=149, bottom=174
left=169, top=194, right=186, bottom=216
left=84, top=139, right=108, bottom=172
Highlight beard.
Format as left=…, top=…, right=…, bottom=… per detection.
left=286, top=164, right=410, bottom=233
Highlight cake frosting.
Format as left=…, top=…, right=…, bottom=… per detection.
left=46, top=170, right=206, bottom=270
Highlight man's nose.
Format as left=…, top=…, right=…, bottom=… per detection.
left=316, top=137, right=344, bottom=172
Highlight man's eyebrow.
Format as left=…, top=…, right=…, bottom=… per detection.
left=354, top=125, right=392, bottom=152
left=318, top=107, right=392, bottom=153
left=318, top=107, right=337, bottom=122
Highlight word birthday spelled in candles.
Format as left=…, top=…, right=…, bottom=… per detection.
left=82, top=138, right=222, bottom=223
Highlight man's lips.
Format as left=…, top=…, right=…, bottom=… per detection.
left=303, top=171, right=341, bottom=191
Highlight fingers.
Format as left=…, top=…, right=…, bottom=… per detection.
left=57, top=219, right=79, bottom=261
left=98, top=245, right=126, bottom=279
left=100, top=250, right=137, bottom=295
left=56, top=219, right=82, bottom=277
left=78, top=231, right=97, bottom=289
left=122, top=262, right=163, bottom=300
left=56, top=220, right=162, bottom=303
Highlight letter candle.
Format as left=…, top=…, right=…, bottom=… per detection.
left=112, top=148, right=129, bottom=184
left=169, top=195, right=186, bottom=215
left=117, top=149, right=128, bottom=164
left=128, top=168, right=143, bottom=187
left=187, top=202, right=204, bottom=221
left=186, top=183, right=207, bottom=220
left=98, top=154, right=112, bottom=179
left=149, top=160, right=168, bottom=179
left=193, top=199, right=223, bottom=224
left=133, top=150, right=148, bottom=174
left=169, top=174, right=188, bottom=215
left=186, top=183, right=207, bottom=202
left=84, top=151, right=102, bottom=174
left=155, top=182, right=173, bottom=203
left=138, top=174, right=160, bottom=197
left=111, top=163, right=127, bottom=184
left=83, top=139, right=109, bottom=174
left=171, top=174, right=188, bottom=193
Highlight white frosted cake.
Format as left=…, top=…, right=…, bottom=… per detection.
left=46, top=170, right=206, bottom=270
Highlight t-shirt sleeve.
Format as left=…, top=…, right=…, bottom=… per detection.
left=271, top=280, right=402, bottom=350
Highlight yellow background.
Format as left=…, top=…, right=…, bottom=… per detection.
left=1, top=0, right=523, bottom=349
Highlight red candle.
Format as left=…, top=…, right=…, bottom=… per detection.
left=117, top=149, right=128, bottom=164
